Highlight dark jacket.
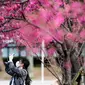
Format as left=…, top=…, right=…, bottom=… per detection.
left=5, top=62, right=27, bottom=85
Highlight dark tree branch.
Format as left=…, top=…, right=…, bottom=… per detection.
left=61, top=24, right=70, bottom=32
left=1, top=28, right=19, bottom=33
left=0, top=0, right=28, bottom=5
left=61, top=42, right=68, bottom=58
left=66, top=18, right=73, bottom=32
left=50, top=41, right=64, bottom=57
left=75, top=42, right=85, bottom=58
left=5, top=16, right=25, bottom=21
left=0, top=19, right=11, bottom=28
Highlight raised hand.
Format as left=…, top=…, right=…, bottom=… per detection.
left=9, top=53, right=14, bottom=62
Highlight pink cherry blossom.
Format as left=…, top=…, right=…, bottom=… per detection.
left=80, top=30, right=85, bottom=40
left=0, top=16, right=4, bottom=21
left=47, top=48, right=56, bottom=56
left=66, top=33, right=77, bottom=41
left=54, top=12, right=64, bottom=27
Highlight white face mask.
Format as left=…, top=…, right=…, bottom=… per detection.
left=16, top=61, right=20, bottom=67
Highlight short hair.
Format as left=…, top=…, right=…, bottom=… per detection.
left=20, top=58, right=30, bottom=70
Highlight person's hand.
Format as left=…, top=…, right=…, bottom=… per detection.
left=9, top=53, right=14, bottom=62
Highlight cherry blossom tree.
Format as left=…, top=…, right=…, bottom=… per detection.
left=0, top=0, right=85, bottom=84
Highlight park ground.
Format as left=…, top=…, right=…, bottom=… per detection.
left=0, top=67, right=60, bottom=85
left=0, top=67, right=60, bottom=80
left=0, top=80, right=57, bottom=85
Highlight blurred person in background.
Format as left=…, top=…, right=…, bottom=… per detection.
left=5, top=54, right=31, bottom=85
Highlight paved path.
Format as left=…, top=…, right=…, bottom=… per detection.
left=0, top=80, right=55, bottom=85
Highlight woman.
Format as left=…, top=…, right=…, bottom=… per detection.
left=5, top=57, right=31, bottom=85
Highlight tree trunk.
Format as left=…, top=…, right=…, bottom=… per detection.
left=63, top=57, right=72, bottom=85
left=62, top=55, right=80, bottom=85
left=71, top=56, right=80, bottom=79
